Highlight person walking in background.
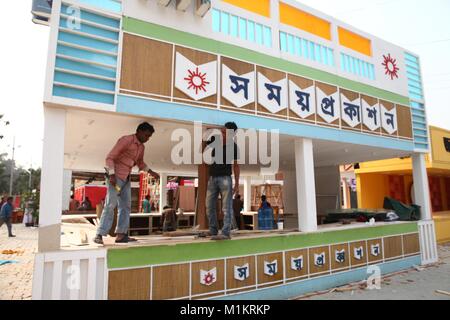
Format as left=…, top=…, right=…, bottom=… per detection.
left=0, top=197, right=15, bottom=237
left=232, top=194, right=244, bottom=230
left=69, top=195, right=79, bottom=211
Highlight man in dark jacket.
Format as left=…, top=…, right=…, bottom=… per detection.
left=0, top=197, right=15, bottom=237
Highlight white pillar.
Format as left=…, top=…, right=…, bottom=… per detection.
left=39, top=107, right=66, bottom=252
left=412, top=153, right=432, bottom=220
left=61, top=170, right=72, bottom=211
left=295, top=138, right=317, bottom=232
left=342, top=178, right=349, bottom=209
left=413, top=153, right=439, bottom=265
left=159, top=173, right=168, bottom=214
left=243, top=176, right=252, bottom=212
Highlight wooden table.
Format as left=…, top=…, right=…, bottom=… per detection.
left=242, top=211, right=258, bottom=230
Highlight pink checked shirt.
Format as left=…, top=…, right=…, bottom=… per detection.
left=106, top=134, right=148, bottom=181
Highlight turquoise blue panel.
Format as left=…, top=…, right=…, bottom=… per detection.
left=117, top=95, right=415, bottom=152
left=343, top=54, right=350, bottom=72
left=287, top=34, right=295, bottom=55
left=413, top=128, right=428, bottom=136
left=412, top=122, right=427, bottom=130
left=220, top=11, right=229, bottom=34
left=321, top=46, right=327, bottom=65
left=58, top=31, right=118, bottom=53
left=410, top=101, right=424, bottom=109
left=362, top=61, right=369, bottom=78
left=212, top=9, right=220, bottom=32
left=415, top=142, right=429, bottom=149
left=279, top=32, right=287, bottom=52
left=406, top=67, right=420, bottom=77
left=369, top=64, right=375, bottom=80
left=56, top=44, right=117, bottom=66
left=59, top=17, right=118, bottom=40
left=61, top=5, right=120, bottom=28
left=340, top=53, right=345, bottom=71
left=405, top=60, right=420, bottom=70
left=412, top=109, right=425, bottom=117
left=354, top=58, right=360, bottom=76
left=55, top=57, right=117, bottom=78
left=301, top=39, right=309, bottom=59
left=414, top=136, right=428, bottom=143
left=412, top=115, right=426, bottom=123
left=408, top=79, right=422, bottom=89
left=54, top=70, right=115, bottom=91
left=255, top=24, right=263, bottom=45
left=349, top=56, right=355, bottom=74
left=327, top=49, right=333, bottom=66
left=230, top=15, right=238, bottom=37
left=405, top=52, right=419, bottom=63
left=308, top=41, right=315, bottom=60
left=314, top=44, right=321, bottom=63
left=409, top=92, right=424, bottom=101
left=239, top=18, right=247, bottom=40
left=263, top=27, right=272, bottom=48
left=247, top=21, right=255, bottom=42
left=408, top=86, right=423, bottom=96
left=53, top=85, right=114, bottom=104
left=294, top=37, right=301, bottom=57
left=76, top=0, right=121, bottom=13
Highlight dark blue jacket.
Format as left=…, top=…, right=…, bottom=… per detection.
left=0, top=203, right=13, bottom=219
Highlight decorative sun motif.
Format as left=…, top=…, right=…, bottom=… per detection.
left=382, top=54, right=400, bottom=80
left=184, top=67, right=210, bottom=94
left=203, top=272, right=215, bottom=285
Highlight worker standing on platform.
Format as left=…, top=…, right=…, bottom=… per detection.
left=94, top=122, right=160, bottom=244
left=205, top=122, right=240, bottom=240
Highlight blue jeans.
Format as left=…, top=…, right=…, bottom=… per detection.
left=206, top=176, right=233, bottom=237
left=97, top=177, right=131, bottom=236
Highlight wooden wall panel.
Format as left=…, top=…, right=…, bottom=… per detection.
left=256, top=66, right=288, bottom=118
left=316, top=82, right=340, bottom=127
left=397, top=105, right=413, bottom=139
left=361, top=95, right=381, bottom=134
left=108, top=268, right=150, bottom=300
left=288, top=75, right=316, bottom=123
left=226, top=256, right=256, bottom=290
left=308, top=246, right=330, bottom=276
left=340, top=89, right=362, bottom=132
left=350, top=241, right=368, bottom=268
left=120, top=34, right=173, bottom=97
left=257, top=253, right=284, bottom=285
left=384, top=236, right=403, bottom=260
left=367, top=238, right=383, bottom=264
left=221, top=57, right=256, bottom=113
left=191, top=260, right=225, bottom=297
left=152, top=264, right=190, bottom=300
left=380, top=100, right=398, bottom=137
left=330, top=243, right=350, bottom=271
left=403, top=233, right=420, bottom=256
left=173, top=46, right=218, bottom=106
left=285, top=249, right=309, bottom=280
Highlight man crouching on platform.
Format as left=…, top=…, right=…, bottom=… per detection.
left=94, top=122, right=160, bottom=244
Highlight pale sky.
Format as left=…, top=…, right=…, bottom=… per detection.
left=0, top=0, right=449, bottom=168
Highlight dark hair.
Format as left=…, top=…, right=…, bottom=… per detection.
left=7, top=197, right=13, bottom=202
left=224, top=122, right=238, bottom=132
left=261, top=195, right=267, bottom=202
left=236, top=194, right=241, bottom=200
left=163, top=205, right=171, bottom=210
left=145, top=195, right=151, bottom=200
left=137, top=122, right=155, bottom=134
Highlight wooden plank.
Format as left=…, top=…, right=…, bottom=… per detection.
left=384, top=235, right=403, bottom=260
left=120, top=34, right=173, bottom=97
left=330, top=243, right=350, bottom=271
left=349, top=240, right=368, bottom=267
left=226, top=256, right=256, bottom=290
left=257, top=253, right=284, bottom=286
left=108, top=268, right=151, bottom=300
left=397, top=105, right=413, bottom=139
left=285, top=249, right=309, bottom=279
left=403, top=233, right=420, bottom=255
left=191, top=260, right=225, bottom=297
left=367, top=238, right=383, bottom=264
left=152, top=264, right=190, bottom=300
left=308, top=246, right=330, bottom=276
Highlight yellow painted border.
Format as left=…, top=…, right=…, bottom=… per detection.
left=222, top=0, right=271, bottom=18
left=279, top=2, right=331, bottom=41
left=338, top=27, right=372, bottom=57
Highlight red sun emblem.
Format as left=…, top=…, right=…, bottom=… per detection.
left=184, top=67, right=210, bottom=94
left=382, top=54, right=400, bottom=80
left=203, top=272, right=215, bottom=285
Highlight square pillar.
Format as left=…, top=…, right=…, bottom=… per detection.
left=295, top=138, right=317, bottom=232
left=243, top=176, right=252, bottom=212
left=38, top=107, right=66, bottom=252
left=412, top=153, right=432, bottom=220
left=159, top=173, right=168, bottom=214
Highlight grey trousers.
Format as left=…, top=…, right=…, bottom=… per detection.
left=0, top=217, right=13, bottom=236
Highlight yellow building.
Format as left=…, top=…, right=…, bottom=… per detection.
left=356, top=126, right=450, bottom=243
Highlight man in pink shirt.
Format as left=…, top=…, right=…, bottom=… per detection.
left=94, top=122, right=159, bottom=244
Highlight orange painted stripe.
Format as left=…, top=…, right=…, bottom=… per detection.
left=279, top=2, right=331, bottom=41
left=222, top=0, right=271, bottom=18
left=338, top=27, right=372, bottom=56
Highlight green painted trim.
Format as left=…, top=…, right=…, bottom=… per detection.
left=122, top=17, right=410, bottom=106
left=107, top=222, right=418, bottom=269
